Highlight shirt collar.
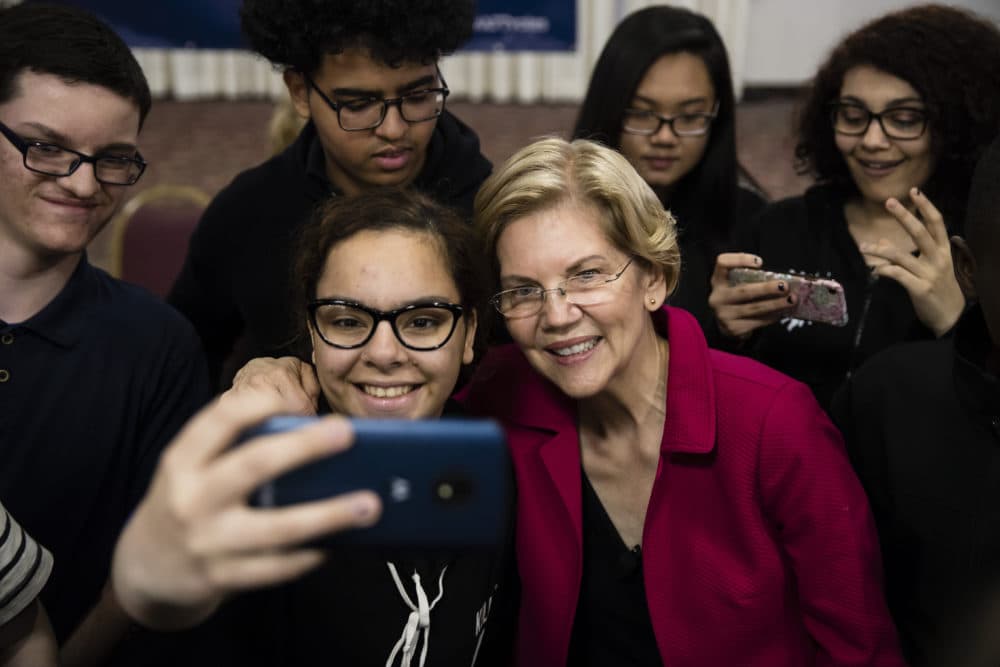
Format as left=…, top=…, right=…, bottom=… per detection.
left=303, top=121, right=331, bottom=191
left=8, top=255, right=93, bottom=349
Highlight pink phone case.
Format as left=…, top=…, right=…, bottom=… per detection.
left=728, top=268, right=849, bottom=327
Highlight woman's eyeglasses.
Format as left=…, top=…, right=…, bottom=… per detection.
left=490, top=258, right=634, bottom=318
left=829, top=101, right=928, bottom=140
left=308, top=300, right=464, bottom=350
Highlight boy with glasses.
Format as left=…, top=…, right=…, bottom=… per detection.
left=169, top=0, right=491, bottom=388
left=0, top=2, right=210, bottom=659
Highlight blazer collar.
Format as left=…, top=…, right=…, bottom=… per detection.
left=504, top=306, right=717, bottom=456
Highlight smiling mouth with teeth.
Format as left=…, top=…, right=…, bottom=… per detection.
left=551, top=338, right=600, bottom=357
left=857, top=158, right=903, bottom=169
left=360, top=385, right=415, bottom=398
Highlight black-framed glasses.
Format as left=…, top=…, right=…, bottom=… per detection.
left=308, top=299, right=465, bottom=350
left=829, top=102, right=928, bottom=140
left=621, top=103, right=719, bottom=137
left=491, top=258, right=635, bottom=318
left=0, top=120, right=146, bottom=185
left=304, top=70, right=450, bottom=132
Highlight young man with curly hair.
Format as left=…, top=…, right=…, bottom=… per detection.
left=169, top=0, right=492, bottom=388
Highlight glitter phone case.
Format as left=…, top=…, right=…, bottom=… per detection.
left=728, top=267, right=849, bottom=327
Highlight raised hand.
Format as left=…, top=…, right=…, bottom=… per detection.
left=860, top=188, right=965, bottom=336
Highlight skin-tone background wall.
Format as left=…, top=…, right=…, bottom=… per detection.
left=87, top=94, right=810, bottom=271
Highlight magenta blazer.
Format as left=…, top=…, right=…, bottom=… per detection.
left=461, top=307, right=904, bottom=666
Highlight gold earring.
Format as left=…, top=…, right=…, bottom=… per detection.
left=649, top=298, right=656, bottom=304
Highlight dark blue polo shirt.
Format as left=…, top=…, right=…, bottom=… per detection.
left=0, top=256, right=211, bottom=641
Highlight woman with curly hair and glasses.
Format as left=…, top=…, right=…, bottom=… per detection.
left=573, top=5, right=765, bottom=334
left=709, top=4, right=1000, bottom=410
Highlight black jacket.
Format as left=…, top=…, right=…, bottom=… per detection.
left=667, top=186, right=766, bottom=334
left=168, top=112, right=492, bottom=387
left=832, top=306, right=1000, bottom=666
left=278, top=399, right=517, bottom=666
left=726, top=183, right=935, bottom=410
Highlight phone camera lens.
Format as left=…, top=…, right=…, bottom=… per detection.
left=389, top=477, right=411, bottom=502
left=434, top=475, right=473, bottom=504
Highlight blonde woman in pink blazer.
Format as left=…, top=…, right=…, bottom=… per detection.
left=459, top=137, right=904, bottom=666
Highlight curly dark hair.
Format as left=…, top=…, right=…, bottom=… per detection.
left=0, top=3, right=151, bottom=127
left=795, top=4, right=1000, bottom=230
left=240, top=0, right=475, bottom=74
left=292, top=187, right=490, bottom=362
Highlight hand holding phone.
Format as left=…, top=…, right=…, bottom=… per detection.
left=112, top=393, right=381, bottom=630
left=710, top=253, right=798, bottom=339
left=243, top=416, right=512, bottom=550
left=728, top=268, right=848, bottom=326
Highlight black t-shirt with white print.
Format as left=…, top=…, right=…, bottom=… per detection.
left=282, top=399, right=517, bottom=667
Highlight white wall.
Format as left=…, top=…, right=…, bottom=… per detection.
left=744, top=0, right=1000, bottom=86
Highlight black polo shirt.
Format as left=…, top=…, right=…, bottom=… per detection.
left=0, top=256, right=211, bottom=641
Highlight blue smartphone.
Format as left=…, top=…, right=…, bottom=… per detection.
left=241, top=416, right=512, bottom=550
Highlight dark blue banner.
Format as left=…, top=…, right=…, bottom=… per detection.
left=25, top=0, right=575, bottom=51
left=466, top=0, right=576, bottom=52
left=26, top=0, right=246, bottom=48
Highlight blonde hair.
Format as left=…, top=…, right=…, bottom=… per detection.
left=268, top=94, right=306, bottom=155
left=473, top=137, right=680, bottom=296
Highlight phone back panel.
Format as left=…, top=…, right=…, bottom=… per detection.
left=244, top=417, right=511, bottom=550
left=728, top=267, right=849, bottom=326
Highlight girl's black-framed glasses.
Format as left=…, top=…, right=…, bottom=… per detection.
left=308, top=299, right=465, bottom=351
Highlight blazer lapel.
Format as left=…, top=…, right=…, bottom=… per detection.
left=539, top=425, right=584, bottom=550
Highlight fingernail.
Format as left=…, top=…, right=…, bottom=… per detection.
left=913, top=187, right=921, bottom=197
left=754, top=256, right=762, bottom=266
left=777, top=282, right=786, bottom=292
left=353, top=495, right=378, bottom=521
left=886, top=199, right=897, bottom=209
left=323, top=418, right=353, bottom=450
